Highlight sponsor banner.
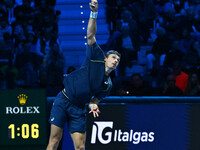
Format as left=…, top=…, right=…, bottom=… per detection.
left=86, top=103, right=200, bottom=150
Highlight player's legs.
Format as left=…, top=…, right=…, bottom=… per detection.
left=46, top=124, right=63, bottom=150
left=70, top=132, right=86, bottom=150
left=67, top=102, right=87, bottom=150
left=47, top=91, right=68, bottom=149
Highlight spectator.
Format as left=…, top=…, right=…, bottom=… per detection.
left=39, top=42, right=65, bottom=96
left=179, top=26, right=193, bottom=54
left=149, top=27, right=171, bottom=71
left=34, top=0, right=56, bottom=9
left=27, top=31, right=43, bottom=71
left=105, top=0, right=123, bottom=34
left=131, top=0, right=156, bottom=42
left=13, top=0, right=34, bottom=25
left=14, top=37, right=38, bottom=88
left=105, top=16, right=139, bottom=76
left=148, top=27, right=172, bottom=87
left=161, top=8, right=183, bottom=39
left=14, top=41, right=33, bottom=69
left=182, top=40, right=200, bottom=71
left=127, top=73, right=152, bottom=96
left=44, top=43, right=65, bottom=85
left=164, top=40, right=184, bottom=68
left=151, top=27, right=171, bottom=60
left=184, top=72, right=200, bottom=96
left=4, top=0, right=15, bottom=12
left=0, top=60, right=18, bottom=89
left=121, top=10, right=141, bottom=51
left=191, top=40, right=200, bottom=57
left=0, top=19, right=12, bottom=42
left=0, top=2, right=8, bottom=22
left=34, top=0, right=58, bottom=36
left=163, top=74, right=184, bottom=96
left=3, top=32, right=14, bottom=52
left=146, top=51, right=156, bottom=72
left=154, top=0, right=173, bottom=14
left=171, top=60, right=189, bottom=92
left=105, top=19, right=122, bottom=51
left=17, top=61, right=38, bottom=88
left=0, top=32, right=14, bottom=65
left=173, top=0, right=189, bottom=14
left=36, top=26, right=61, bottom=56
left=13, top=24, right=26, bottom=54
left=25, top=31, right=37, bottom=53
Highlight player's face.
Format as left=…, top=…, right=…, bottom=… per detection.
left=104, top=54, right=120, bottom=70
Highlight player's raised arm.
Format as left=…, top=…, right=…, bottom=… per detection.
left=87, top=0, right=98, bottom=46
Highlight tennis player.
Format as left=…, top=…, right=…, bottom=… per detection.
left=46, top=0, right=120, bottom=149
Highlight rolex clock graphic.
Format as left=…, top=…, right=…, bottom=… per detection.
left=0, top=89, right=47, bottom=149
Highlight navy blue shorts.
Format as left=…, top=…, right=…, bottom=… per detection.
left=49, top=92, right=87, bottom=132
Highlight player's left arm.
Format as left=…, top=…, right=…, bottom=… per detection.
left=89, top=97, right=100, bottom=118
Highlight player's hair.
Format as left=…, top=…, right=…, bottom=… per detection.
left=106, top=50, right=121, bottom=58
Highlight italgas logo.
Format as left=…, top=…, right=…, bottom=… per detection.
left=91, top=121, right=155, bottom=144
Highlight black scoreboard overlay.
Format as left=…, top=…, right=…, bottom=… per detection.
left=0, top=89, right=47, bottom=150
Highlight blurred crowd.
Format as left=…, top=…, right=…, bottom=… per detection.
left=0, top=0, right=200, bottom=97
left=105, top=0, right=200, bottom=96
left=0, top=0, right=65, bottom=96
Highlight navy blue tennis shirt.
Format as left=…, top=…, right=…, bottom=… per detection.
left=63, top=42, right=112, bottom=108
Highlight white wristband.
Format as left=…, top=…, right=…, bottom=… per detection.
left=90, top=11, right=98, bottom=18
left=89, top=104, right=96, bottom=109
